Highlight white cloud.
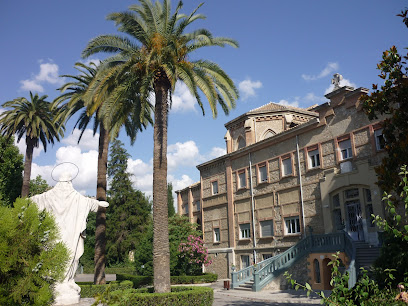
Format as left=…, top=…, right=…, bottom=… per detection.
left=20, top=79, right=44, bottom=92
left=55, top=146, right=98, bottom=192
left=30, top=146, right=99, bottom=195
left=20, top=60, right=65, bottom=93
left=171, top=83, right=197, bottom=113
left=239, top=79, right=262, bottom=100
left=167, top=141, right=201, bottom=171
left=273, top=99, right=300, bottom=108
left=14, top=136, right=44, bottom=159
left=324, top=78, right=357, bottom=95
left=304, top=92, right=327, bottom=103
left=62, top=128, right=99, bottom=152
left=80, top=57, right=101, bottom=67
left=207, top=147, right=226, bottom=159
left=302, top=62, right=339, bottom=81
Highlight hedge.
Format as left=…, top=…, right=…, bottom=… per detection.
left=101, top=286, right=213, bottom=306
left=116, top=273, right=217, bottom=288
left=116, top=274, right=153, bottom=288
left=78, top=280, right=133, bottom=297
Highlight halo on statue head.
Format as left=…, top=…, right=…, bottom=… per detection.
left=51, top=162, right=79, bottom=182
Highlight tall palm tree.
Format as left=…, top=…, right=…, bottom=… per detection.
left=82, top=0, right=238, bottom=292
left=0, top=92, right=63, bottom=197
left=55, top=62, right=152, bottom=284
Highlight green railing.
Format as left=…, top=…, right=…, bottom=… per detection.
left=231, top=232, right=357, bottom=291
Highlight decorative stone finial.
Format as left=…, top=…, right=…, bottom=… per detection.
left=331, top=73, right=343, bottom=90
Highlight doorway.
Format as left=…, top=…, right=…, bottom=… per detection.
left=346, top=200, right=364, bottom=241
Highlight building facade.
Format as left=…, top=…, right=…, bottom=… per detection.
left=176, top=83, right=386, bottom=280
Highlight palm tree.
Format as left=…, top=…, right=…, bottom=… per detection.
left=55, top=62, right=152, bottom=284
left=0, top=92, right=63, bottom=197
left=82, top=0, right=238, bottom=292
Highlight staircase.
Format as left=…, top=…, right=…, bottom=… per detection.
left=355, top=241, right=380, bottom=270
left=231, top=232, right=380, bottom=292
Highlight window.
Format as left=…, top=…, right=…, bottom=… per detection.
left=308, top=148, right=321, bottom=169
left=213, top=228, right=220, bottom=242
left=237, top=136, right=246, bottom=150
left=238, top=171, right=246, bottom=189
left=364, top=188, right=375, bottom=227
left=374, top=128, right=385, bottom=151
left=260, top=220, right=274, bottom=237
left=240, top=223, right=251, bottom=239
left=314, top=259, right=321, bottom=283
left=333, top=208, right=343, bottom=230
left=345, top=188, right=359, bottom=199
left=281, top=156, right=293, bottom=176
left=195, top=200, right=200, bottom=212
left=338, top=138, right=352, bottom=160
left=211, top=181, right=218, bottom=195
left=333, top=194, right=340, bottom=208
left=241, top=255, right=250, bottom=269
left=184, top=204, right=189, bottom=215
left=284, top=216, right=301, bottom=234
left=258, top=164, right=268, bottom=183
left=263, top=254, right=273, bottom=260
left=263, top=129, right=275, bottom=140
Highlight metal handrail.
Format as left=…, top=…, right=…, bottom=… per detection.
left=231, top=232, right=355, bottom=291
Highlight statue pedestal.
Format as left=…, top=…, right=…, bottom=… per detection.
left=54, top=280, right=81, bottom=305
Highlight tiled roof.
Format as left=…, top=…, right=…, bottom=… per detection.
left=247, top=102, right=310, bottom=114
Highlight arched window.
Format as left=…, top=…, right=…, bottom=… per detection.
left=314, top=259, right=321, bottom=283
left=262, top=129, right=276, bottom=140
left=237, top=136, right=246, bottom=150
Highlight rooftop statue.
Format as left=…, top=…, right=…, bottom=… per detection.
left=332, top=73, right=343, bottom=90
left=30, top=170, right=108, bottom=305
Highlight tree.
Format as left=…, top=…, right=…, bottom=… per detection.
left=0, top=135, right=23, bottom=206
left=361, top=9, right=408, bottom=195
left=0, top=92, right=63, bottom=197
left=167, top=183, right=175, bottom=218
left=55, top=62, right=152, bottom=284
left=134, top=215, right=202, bottom=277
left=0, top=198, right=69, bottom=305
left=29, top=175, right=50, bottom=197
left=106, top=139, right=151, bottom=265
left=82, top=0, right=238, bottom=292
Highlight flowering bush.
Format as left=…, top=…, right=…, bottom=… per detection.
left=178, top=235, right=212, bottom=275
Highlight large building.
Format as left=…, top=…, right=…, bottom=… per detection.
left=176, top=78, right=386, bottom=286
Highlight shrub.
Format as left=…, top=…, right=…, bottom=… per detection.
left=170, top=273, right=218, bottom=284
left=0, top=198, right=69, bottom=305
left=95, top=286, right=213, bottom=306
left=178, top=235, right=212, bottom=276
left=117, top=274, right=153, bottom=288
left=78, top=280, right=133, bottom=297
left=117, top=273, right=217, bottom=288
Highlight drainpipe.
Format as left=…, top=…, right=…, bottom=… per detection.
left=249, top=152, right=257, bottom=263
left=296, top=135, right=306, bottom=237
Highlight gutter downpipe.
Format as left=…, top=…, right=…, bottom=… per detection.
left=249, top=152, right=257, bottom=263
left=296, top=135, right=306, bottom=237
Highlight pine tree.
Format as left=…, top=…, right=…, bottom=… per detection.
left=0, top=135, right=23, bottom=206
left=106, top=139, right=151, bottom=265
left=167, top=183, right=175, bottom=218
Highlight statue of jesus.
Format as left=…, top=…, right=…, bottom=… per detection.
left=30, top=172, right=109, bottom=305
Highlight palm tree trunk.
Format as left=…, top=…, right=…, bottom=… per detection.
left=21, top=136, right=34, bottom=197
left=153, top=81, right=171, bottom=293
left=94, top=123, right=109, bottom=285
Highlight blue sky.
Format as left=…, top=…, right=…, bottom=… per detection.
left=1, top=0, right=407, bottom=200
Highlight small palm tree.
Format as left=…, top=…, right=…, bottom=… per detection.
left=0, top=92, right=63, bottom=197
left=82, top=0, right=238, bottom=292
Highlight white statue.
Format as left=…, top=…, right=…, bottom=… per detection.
left=331, top=73, right=343, bottom=90
left=30, top=172, right=109, bottom=305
